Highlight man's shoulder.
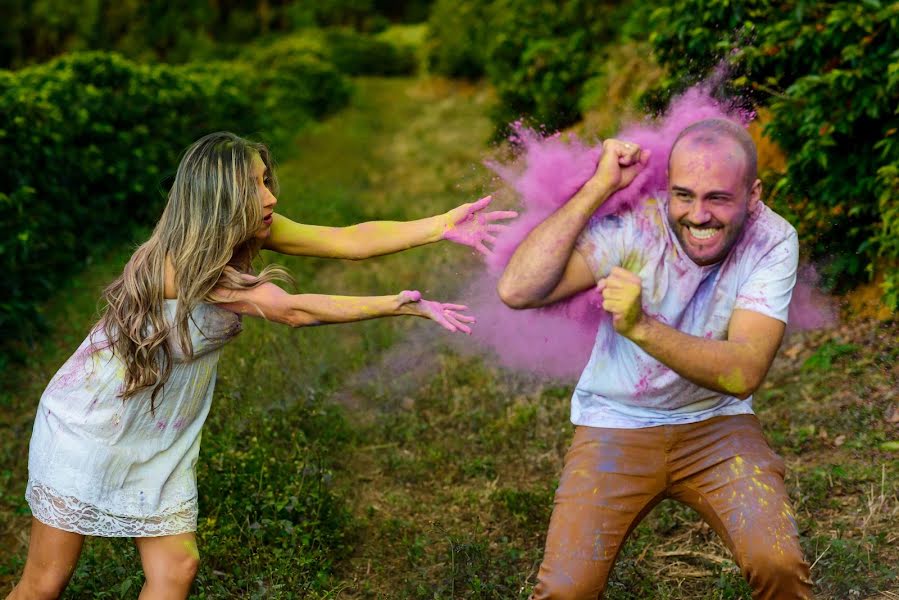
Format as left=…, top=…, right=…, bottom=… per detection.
left=750, top=202, right=798, bottom=245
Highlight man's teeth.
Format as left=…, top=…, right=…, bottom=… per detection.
left=688, top=226, right=719, bottom=240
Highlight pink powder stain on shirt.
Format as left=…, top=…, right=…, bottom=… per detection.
left=467, top=83, right=834, bottom=378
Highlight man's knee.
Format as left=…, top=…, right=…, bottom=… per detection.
left=743, top=546, right=812, bottom=597
left=531, top=568, right=604, bottom=600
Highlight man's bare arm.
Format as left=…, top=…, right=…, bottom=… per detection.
left=602, top=267, right=784, bottom=398
left=497, top=139, right=649, bottom=309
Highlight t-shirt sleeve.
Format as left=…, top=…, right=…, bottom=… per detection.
left=575, top=211, right=634, bottom=280
left=734, top=229, right=799, bottom=323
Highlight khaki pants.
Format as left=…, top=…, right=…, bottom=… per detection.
left=532, top=415, right=813, bottom=599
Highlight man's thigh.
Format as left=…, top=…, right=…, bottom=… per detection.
left=668, top=415, right=812, bottom=598
left=531, top=425, right=667, bottom=600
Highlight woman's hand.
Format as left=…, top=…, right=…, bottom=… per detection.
left=398, top=290, right=476, bottom=334
left=441, top=195, right=518, bottom=256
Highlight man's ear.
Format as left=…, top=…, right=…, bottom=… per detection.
left=748, top=178, right=762, bottom=208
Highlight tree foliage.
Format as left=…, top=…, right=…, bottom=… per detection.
left=0, top=0, right=434, bottom=68
left=426, top=0, right=621, bottom=135
left=648, top=0, right=899, bottom=305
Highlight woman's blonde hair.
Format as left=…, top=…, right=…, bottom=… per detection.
left=97, top=132, right=289, bottom=408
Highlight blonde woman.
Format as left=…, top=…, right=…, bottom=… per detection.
left=8, top=131, right=514, bottom=600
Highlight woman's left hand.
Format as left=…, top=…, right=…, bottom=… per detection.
left=398, top=290, right=476, bottom=334
left=441, top=195, right=518, bottom=256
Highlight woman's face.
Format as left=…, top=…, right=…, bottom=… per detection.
left=251, top=153, right=277, bottom=240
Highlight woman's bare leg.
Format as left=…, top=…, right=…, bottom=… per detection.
left=134, top=532, right=199, bottom=600
left=6, top=518, right=84, bottom=600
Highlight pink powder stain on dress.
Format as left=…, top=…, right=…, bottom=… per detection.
left=466, top=84, right=834, bottom=378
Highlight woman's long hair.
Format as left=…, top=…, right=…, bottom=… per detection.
left=96, top=132, right=289, bottom=408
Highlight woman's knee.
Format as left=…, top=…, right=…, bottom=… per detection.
left=168, top=553, right=200, bottom=585
left=145, top=552, right=200, bottom=589
left=11, top=569, right=73, bottom=600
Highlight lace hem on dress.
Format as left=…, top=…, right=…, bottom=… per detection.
left=25, top=480, right=197, bottom=538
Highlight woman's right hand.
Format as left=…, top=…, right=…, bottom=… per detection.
left=398, top=290, right=475, bottom=334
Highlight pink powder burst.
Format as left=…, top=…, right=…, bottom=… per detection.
left=466, top=84, right=833, bottom=379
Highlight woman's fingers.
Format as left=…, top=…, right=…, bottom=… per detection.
left=485, top=210, right=518, bottom=221
left=449, top=319, right=472, bottom=335
left=469, top=195, right=493, bottom=212
left=446, top=311, right=476, bottom=323
left=441, top=303, right=469, bottom=311
left=444, top=313, right=472, bottom=334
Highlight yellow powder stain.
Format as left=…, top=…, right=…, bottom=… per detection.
left=717, top=369, right=748, bottom=396
left=182, top=539, right=200, bottom=560
left=623, top=251, right=646, bottom=274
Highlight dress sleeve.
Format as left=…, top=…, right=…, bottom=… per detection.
left=734, top=229, right=799, bottom=323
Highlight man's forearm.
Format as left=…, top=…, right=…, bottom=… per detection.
left=498, top=178, right=614, bottom=306
left=627, top=317, right=770, bottom=399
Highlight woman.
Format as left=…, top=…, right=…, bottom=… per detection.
left=8, top=131, right=514, bottom=599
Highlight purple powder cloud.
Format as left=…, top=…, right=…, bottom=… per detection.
left=465, top=84, right=833, bottom=379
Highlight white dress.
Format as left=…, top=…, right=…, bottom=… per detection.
left=26, top=300, right=242, bottom=537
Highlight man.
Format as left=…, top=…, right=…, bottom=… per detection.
left=498, top=119, right=813, bottom=599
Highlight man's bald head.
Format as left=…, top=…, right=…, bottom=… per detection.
left=669, top=119, right=758, bottom=191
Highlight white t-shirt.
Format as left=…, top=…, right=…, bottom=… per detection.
left=572, top=195, right=798, bottom=428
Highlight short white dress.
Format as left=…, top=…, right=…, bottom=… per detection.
left=26, top=300, right=242, bottom=537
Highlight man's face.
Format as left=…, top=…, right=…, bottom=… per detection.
left=666, top=134, right=760, bottom=266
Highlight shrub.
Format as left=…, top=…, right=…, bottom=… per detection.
left=246, top=30, right=416, bottom=80
left=324, top=28, right=417, bottom=76
left=646, top=0, right=899, bottom=305
left=424, top=0, right=491, bottom=79
left=482, top=0, right=621, bottom=136
left=0, top=51, right=350, bottom=358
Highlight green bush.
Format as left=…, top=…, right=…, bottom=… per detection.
left=425, top=0, right=491, bottom=79
left=646, top=0, right=899, bottom=305
left=0, top=51, right=350, bottom=358
left=246, top=29, right=416, bottom=79
left=427, top=0, right=625, bottom=135
left=324, top=28, right=417, bottom=76
left=483, top=0, right=620, bottom=135
left=236, top=38, right=353, bottom=123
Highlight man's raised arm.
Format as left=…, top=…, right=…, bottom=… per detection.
left=497, top=139, right=650, bottom=309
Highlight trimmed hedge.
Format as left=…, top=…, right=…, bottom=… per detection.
left=0, top=51, right=350, bottom=358
left=325, top=28, right=417, bottom=76
left=246, top=29, right=417, bottom=79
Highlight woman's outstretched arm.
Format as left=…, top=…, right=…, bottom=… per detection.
left=262, top=196, right=516, bottom=259
left=212, top=282, right=475, bottom=333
